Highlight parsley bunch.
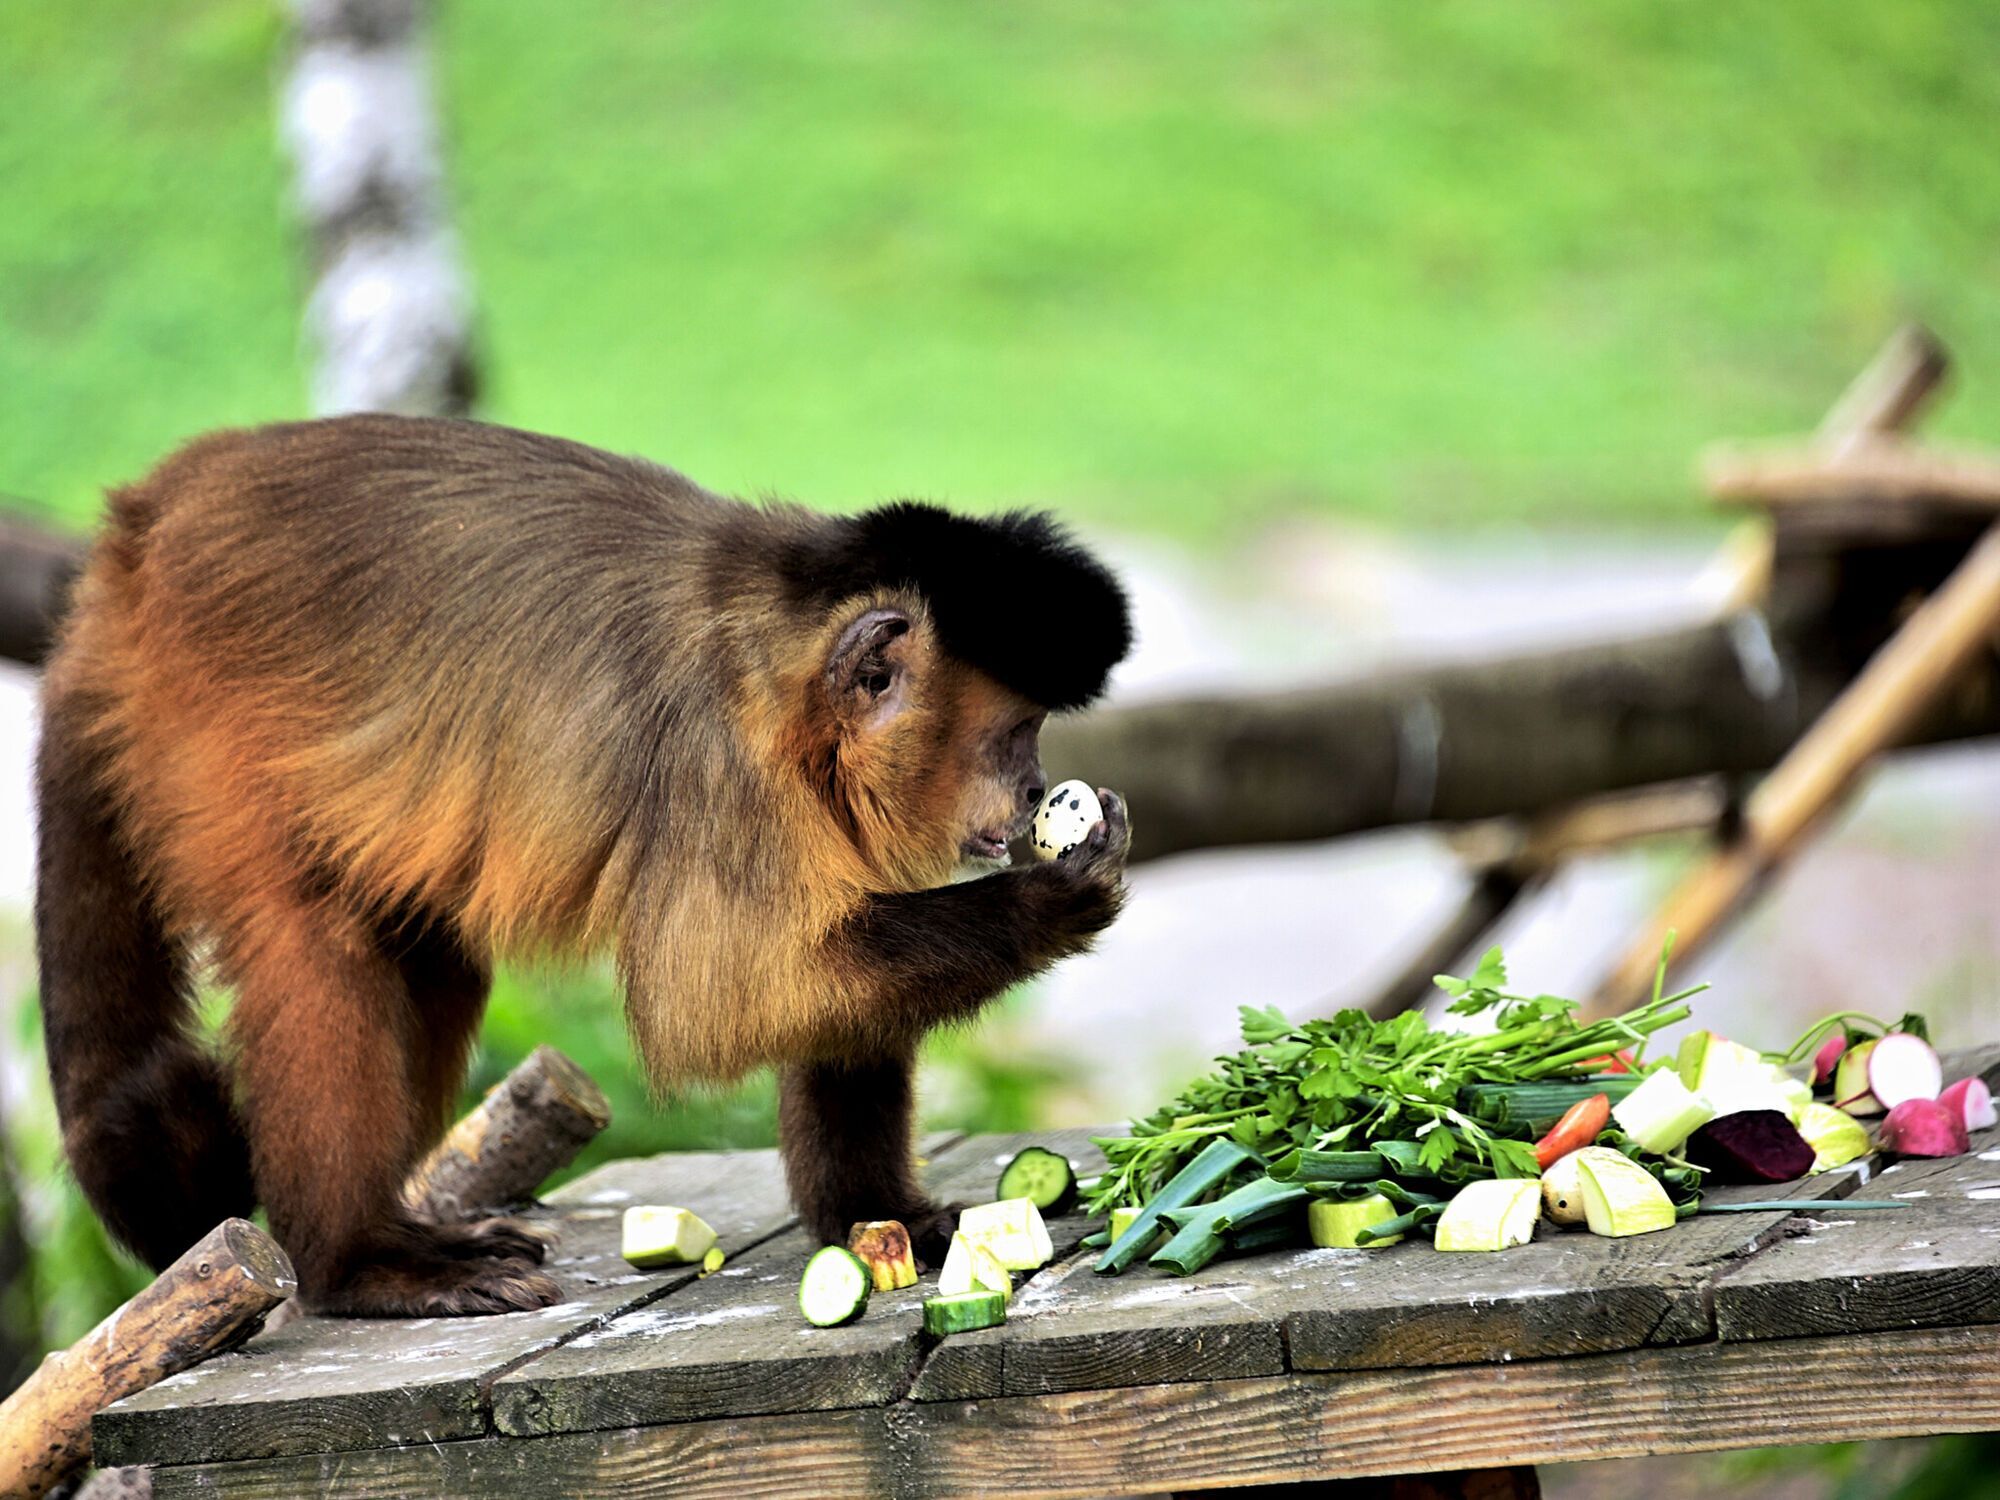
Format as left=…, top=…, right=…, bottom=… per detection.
left=1088, top=946, right=1704, bottom=1216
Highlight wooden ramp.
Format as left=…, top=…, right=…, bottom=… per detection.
left=97, top=1052, right=2000, bottom=1498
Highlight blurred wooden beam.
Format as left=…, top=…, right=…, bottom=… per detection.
left=1589, top=518, right=2000, bottom=1017
left=0, top=517, right=83, bottom=668
left=1813, top=323, right=1949, bottom=455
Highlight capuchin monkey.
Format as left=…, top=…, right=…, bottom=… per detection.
left=35, top=415, right=1132, bottom=1316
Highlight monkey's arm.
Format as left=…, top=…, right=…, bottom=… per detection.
left=824, top=791, right=1130, bottom=1055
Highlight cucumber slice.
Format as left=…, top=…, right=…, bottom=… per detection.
left=923, top=1290, right=1007, bottom=1336
left=621, top=1206, right=719, bottom=1268
left=798, top=1246, right=873, bottom=1327
left=996, top=1146, right=1078, bottom=1213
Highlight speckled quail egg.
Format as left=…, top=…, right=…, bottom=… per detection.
left=1029, top=779, right=1103, bottom=861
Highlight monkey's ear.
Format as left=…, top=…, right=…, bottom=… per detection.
left=825, top=606, right=914, bottom=728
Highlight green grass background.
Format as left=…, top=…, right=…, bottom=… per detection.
left=7, top=1, right=2000, bottom=538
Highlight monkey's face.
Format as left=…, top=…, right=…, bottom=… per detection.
left=824, top=602, right=1048, bottom=888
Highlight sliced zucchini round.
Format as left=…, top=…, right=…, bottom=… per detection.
left=996, top=1146, right=1077, bottom=1213
left=922, top=1289, right=1007, bottom=1336
left=798, top=1245, right=873, bottom=1327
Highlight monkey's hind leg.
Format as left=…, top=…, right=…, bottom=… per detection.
left=35, top=687, right=256, bottom=1269
left=386, top=915, right=548, bottom=1267
left=779, top=1048, right=956, bottom=1263
left=225, top=899, right=558, bottom=1316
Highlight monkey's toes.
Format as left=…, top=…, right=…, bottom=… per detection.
left=463, top=1217, right=553, bottom=1265
left=418, top=1263, right=563, bottom=1317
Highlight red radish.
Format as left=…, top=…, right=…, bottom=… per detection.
left=1866, top=1032, right=1942, bottom=1110
left=1939, top=1076, right=1997, bottom=1132
left=1811, top=1032, right=1847, bottom=1087
left=1876, top=1098, right=1970, bottom=1158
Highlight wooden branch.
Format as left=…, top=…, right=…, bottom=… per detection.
left=1707, top=438, right=2000, bottom=543
left=0, top=517, right=84, bottom=667
left=0, top=1220, right=293, bottom=1498
left=1591, top=518, right=2000, bottom=1014
left=281, top=0, right=475, bottom=416
left=402, top=1045, right=612, bottom=1222
left=1362, top=779, right=1733, bottom=1018
left=1814, top=323, right=1950, bottom=454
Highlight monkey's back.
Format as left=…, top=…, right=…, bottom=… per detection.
left=53, top=416, right=777, bottom=955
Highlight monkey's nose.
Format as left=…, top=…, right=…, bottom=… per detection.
left=1024, top=780, right=1046, bottom=810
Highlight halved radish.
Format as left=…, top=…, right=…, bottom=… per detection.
left=1832, top=1039, right=1883, bottom=1117
left=1811, top=1032, right=1847, bottom=1088
left=1939, top=1076, right=1997, bottom=1132
left=1866, top=1033, right=1942, bottom=1111
left=1876, top=1098, right=1970, bottom=1158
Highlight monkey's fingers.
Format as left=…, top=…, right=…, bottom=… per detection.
left=1095, top=788, right=1132, bottom=861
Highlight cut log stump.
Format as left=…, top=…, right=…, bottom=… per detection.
left=403, top=1044, right=612, bottom=1222
left=0, top=1219, right=293, bottom=1498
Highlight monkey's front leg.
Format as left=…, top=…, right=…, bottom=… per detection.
left=783, top=792, right=1130, bottom=1257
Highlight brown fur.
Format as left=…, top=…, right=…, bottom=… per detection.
left=37, top=415, right=1129, bottom=1313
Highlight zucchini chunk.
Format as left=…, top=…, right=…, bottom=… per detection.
left=798, top=1245, right=873, bottom=1327
left=923, top=1290, right=1007, bottom=1336
left=621, top=1206, right=719, bottom=1269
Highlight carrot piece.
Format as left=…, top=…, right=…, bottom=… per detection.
left=1534, top=1092, right=1612, bottom=1170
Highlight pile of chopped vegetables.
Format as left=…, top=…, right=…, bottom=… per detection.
left=1080, top=943, right=1990, bottom=1276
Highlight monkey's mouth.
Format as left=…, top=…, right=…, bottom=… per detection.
left=962, top=829, right=1012, bottom=863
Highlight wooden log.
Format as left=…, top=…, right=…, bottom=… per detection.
left=1591, top=517, right=2000, bottom=1014
left=1046, top=611, right=2000, bottom=864
left=0, top=1220, right=293, bottom=1498
left=401, top=1045, right=612, bottom=1222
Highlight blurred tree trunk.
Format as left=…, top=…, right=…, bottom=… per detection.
left=281, top=0, right=477, bottom=417
left=1044, top=602, right=2000, bottom=864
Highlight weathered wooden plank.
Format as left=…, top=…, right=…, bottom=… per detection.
left=93, top=1145, right=801, bottom=1468
left=491, top=1128, right=1105, bottom=1436
left=1714, top=1133, right=2000, bottom=1342
left=908, top=1161, right=1855, bottom=1400
left=150, top=1406, right=893, bottom=1500
left=146, top=1323, right=2000, bottom=1500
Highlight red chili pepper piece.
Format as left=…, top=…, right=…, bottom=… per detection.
left=1534, top=1092, right=1612, bottom=1170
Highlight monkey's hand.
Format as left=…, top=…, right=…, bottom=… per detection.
left=1051, top=786, right=1130, bottom=895
left=825, top=791, right=1130, bottom=1049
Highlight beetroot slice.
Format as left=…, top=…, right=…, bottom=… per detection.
left=1685, top=1110, right=1816, bottom=1184
left=1877, top=1099, right=1970, bottom=1158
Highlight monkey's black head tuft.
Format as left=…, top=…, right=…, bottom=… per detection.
left=781, top=501, right=1132, bottom=711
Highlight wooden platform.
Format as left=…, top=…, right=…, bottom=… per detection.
left=97, top=1052, right=2000, bottom=1498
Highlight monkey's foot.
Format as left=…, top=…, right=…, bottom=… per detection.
left=308, top=1222, right=562, bottom=1317
left=903, top=1201, right=964, bottom=1270
left=430, top=1215, right=553, bottom=1265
